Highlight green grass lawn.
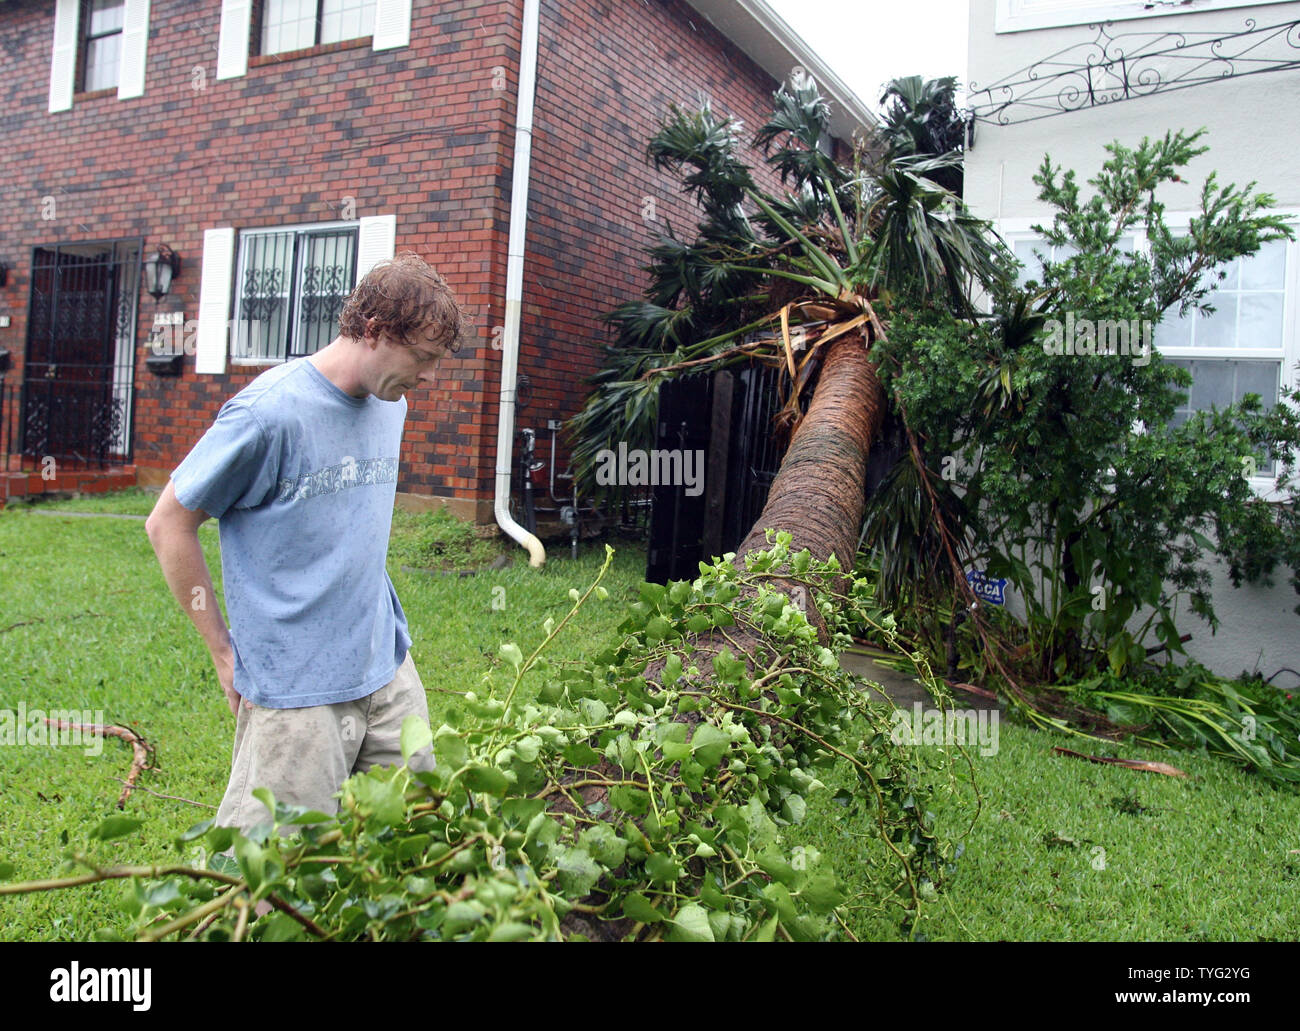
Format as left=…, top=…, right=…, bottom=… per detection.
left=2, top=489, right=1298, bottom=941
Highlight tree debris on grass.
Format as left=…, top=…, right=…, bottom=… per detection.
left=42, top=717, right=155, bottom=808
left=1051, top=747, right=1187, bottom=778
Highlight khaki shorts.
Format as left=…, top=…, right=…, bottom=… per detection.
left=214, top=650, right=436, bottom=836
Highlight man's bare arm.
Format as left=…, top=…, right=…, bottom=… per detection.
left=145, top=481, right=243, bottom=715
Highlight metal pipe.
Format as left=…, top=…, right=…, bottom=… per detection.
left=493, top=0, right=545, bottom=567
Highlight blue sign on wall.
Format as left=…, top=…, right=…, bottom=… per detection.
left=965, top=569, right=1008, bottom=606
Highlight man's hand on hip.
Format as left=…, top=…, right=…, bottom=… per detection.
left=215, top=650, right=248, bottom=716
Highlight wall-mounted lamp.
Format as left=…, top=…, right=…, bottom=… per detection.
left=142, top=245, right=181, bottom=302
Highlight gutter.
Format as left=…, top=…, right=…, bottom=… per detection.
left=493, top=0, right=546, bottom=567
left=684, top=0, right=877, bottom=141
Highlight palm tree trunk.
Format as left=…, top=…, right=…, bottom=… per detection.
left=737, top=329, right=885, bottom=570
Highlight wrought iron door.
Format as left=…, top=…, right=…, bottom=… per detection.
left=22, top=241, right=140, bottom=464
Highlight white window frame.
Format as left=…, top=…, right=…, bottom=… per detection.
left=230, top=219, right=361, bottom=367
left=48, top=0, right=150, bottom=112
left=996, top=0, right=1266, bottom=34
left=998, top=212, right=1300, bottom=500
left=258, top=0, right=376, bottom=58
left=216, top=0, right=408, bottom=80
left=82, top=0, right=126, bottom=92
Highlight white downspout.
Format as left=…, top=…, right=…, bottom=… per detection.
left=494, top=0, right=546, bottom=567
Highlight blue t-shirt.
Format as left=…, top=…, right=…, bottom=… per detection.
left=171, top=357, right=411, bottom=708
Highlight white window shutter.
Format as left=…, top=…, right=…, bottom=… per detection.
left=217, top=0, right=252, bottom=80
left=48, top=0, right=79, bottom=113
left=355, top=215, right=397, bottom=283
left=195, top=228, right=236, bottom=375
left=117, top=0, right=151, bottom=100
left=372, top=0, right=412, bottom=51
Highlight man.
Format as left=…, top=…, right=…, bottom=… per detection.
left=145, top=252, right=469, bottom=835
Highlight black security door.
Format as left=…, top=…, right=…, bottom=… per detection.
left=22, top=241, right=139, bottom=464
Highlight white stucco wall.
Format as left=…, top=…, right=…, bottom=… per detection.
left=967, top=1, right=1300, bottom=219
left=964, top=0, right=1300, bottom=682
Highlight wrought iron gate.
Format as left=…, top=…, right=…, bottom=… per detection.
left=22, top=240, right=140, bottom=465
left=646, top=363, right=790, bottom=583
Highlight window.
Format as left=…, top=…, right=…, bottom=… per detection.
left=995, top=0, right=1264, bottom=34
left=1157, top=238, right=1290, bottom=475
left=258, top=0, right=376, bottom=56
left=232, top=223, right=358, bottom=363
left=81, top=0, right=125, bottom=91
left=1001, top=216, right=1299, bottom=490
left=49, top=0, right=148, bottom=112
left=217, top=0, right=408, bottom=80
left=1010, top=235, right=1136, bottom=288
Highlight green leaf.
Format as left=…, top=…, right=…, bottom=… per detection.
left=700, top=875, right=727, bottom=910
left=686, top=612, right=711, bottom=633
left=561, top=741, right=601, bottom=765
left=502, top=797, right=547, bottom=829
left=638, top=582, right=667, bottom=606
left=668, top=903, right=715, bottom=942
left=609, top=785, right=650, bottom=815
left=258, top=912, right=308, bottom=942
left=434, top=726, right=469, bottom=770
left=464, top=765, right=511, bottom=795
left=621, top=892, right=664, bottom=923
left=690, top=723, right=731, bottom=766
left=205, top=825, right=235, bottom=854
left=781, top=794, right=807, bottom=824
left=645, top=852, right=681, bottom=884
left=91, top=816, right=143, bottom=842
left=579, top=824, right=628, bottom=868
left=499, top=642, right=524, bottom=668
left=662, top=652, right=683, bottom=686
left=400, top=715, right=434, bottom=763
left=753, top=913, right=780, bottom=942
left=645, top=616, right=674, bottom=643
left=0, top=861, right=16, bottom=880
left=661, top=740, right=692, bottom=762
left=234, top=835, right=267, bottom=892
left=347, top=775, right=406, bottom=826
left=177, top=818, right=214, bottom=843
left=286, top=809, right=335, bottom=825
left=137, top=879, right=182, bottom=908
left=797, top=869, right=845, bottom=913
left=757, top=848, right=797, bottom=886
left=251, top=787, right=277, bottom=820
left=553, top=846, right=602, bottom=897
left=488, top=922, right=536, bottom=942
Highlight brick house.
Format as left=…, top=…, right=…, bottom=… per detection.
left=0, top=0, right=872, bottom=553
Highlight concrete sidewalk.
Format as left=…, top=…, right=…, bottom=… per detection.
left=838, top=650, right=1004, bottom=714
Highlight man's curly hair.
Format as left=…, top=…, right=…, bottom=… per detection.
left=339, top=252, right=471, bottom=354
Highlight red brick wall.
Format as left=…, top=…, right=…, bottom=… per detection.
left=0, top=0, right=517, bottom=502
left=516, top=0, right=791, bottom=493
left=0, top=0, right=835, bottom=516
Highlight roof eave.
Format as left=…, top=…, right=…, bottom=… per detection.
left=683, top=0, right=877, bottom=143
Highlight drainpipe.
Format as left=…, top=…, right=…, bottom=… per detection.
left=494, top=0, right=546, bottom=567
